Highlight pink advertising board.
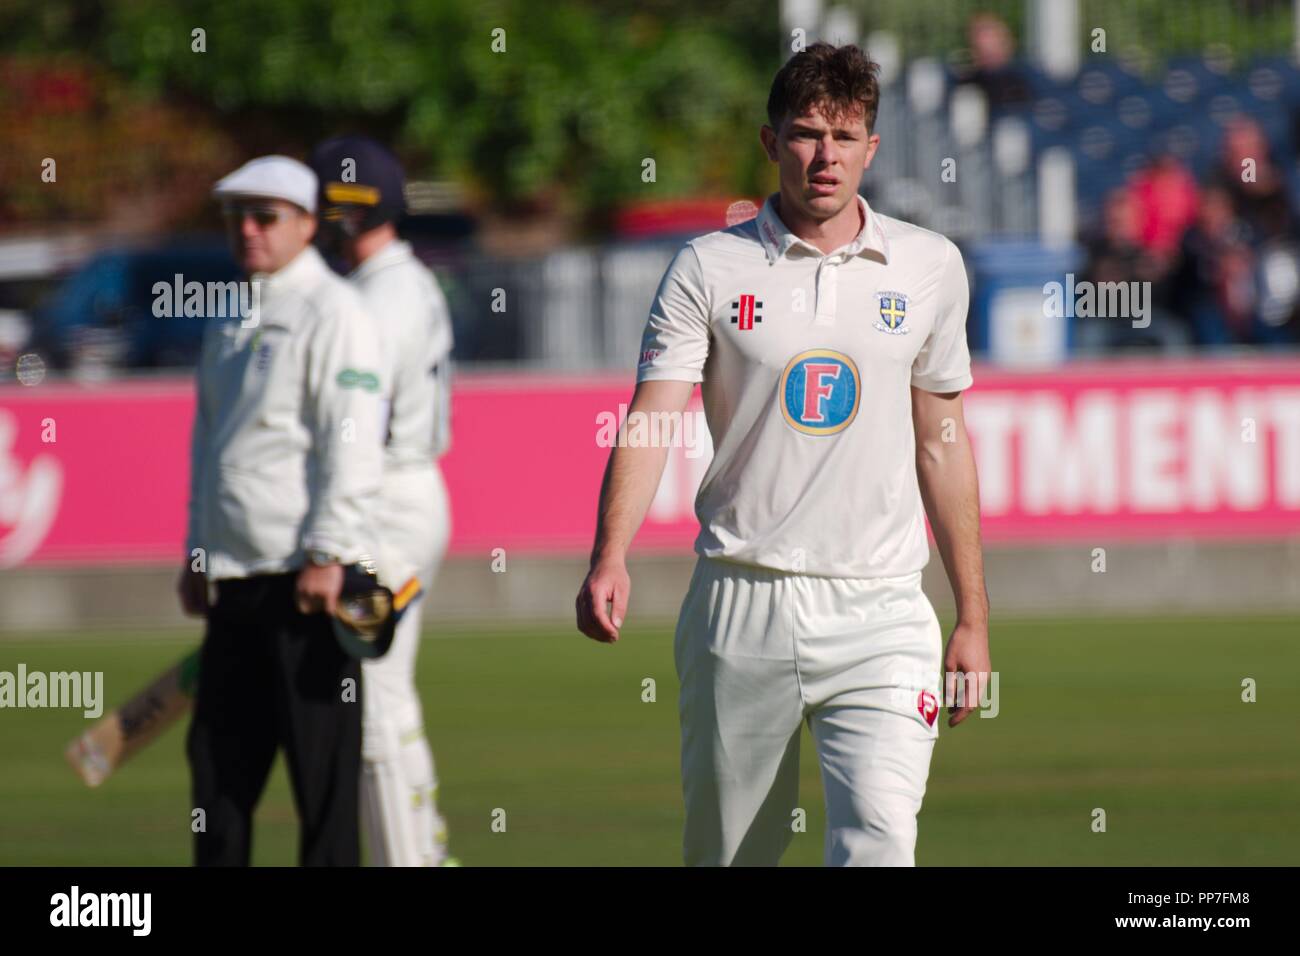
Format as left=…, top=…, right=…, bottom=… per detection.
left=2, top=358, right=1299, bottom=568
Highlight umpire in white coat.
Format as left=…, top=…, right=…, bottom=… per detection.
left=178, top=155, right=385, bottom=866
left=309, top=136, right=455, bottom=866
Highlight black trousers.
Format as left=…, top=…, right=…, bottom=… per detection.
left=186, top=572, right=361, bottom=866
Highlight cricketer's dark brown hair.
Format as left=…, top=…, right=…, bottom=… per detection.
left=766, top=42, right=881, bottom=134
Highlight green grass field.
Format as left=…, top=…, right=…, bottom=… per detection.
left=2, top=615, right=1298, bottom=866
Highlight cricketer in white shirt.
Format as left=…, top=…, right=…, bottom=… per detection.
left=578, top=46, right=990, bottom=867
left=625, top=192, right=980, bottom=867
left=636, top=191, right=973, bottom=578
left=582, top=196, right=990, bottom=860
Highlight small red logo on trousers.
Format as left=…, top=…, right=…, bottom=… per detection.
left=917, top=690, right=938, bottom=726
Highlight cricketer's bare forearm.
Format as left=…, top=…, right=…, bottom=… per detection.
left=589, top=379, right=694, bottom=566
left=912, top=388, right=988, bottom=626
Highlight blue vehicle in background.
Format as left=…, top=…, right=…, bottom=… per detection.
left=30, top=239, right=240, bottom=372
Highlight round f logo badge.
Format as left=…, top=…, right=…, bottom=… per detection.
left=779, top=349, right=860, bottom=435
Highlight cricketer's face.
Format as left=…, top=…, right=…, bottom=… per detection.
left=761, top=100, right=880, bottom=221
left=222, top=197, right=318, bottom=275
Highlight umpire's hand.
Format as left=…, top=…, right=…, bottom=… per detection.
left=177, top=563, right=209, bottom=617
left=295, top=563, right=344, bottom=616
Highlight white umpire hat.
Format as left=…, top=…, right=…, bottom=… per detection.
left=212, top=155, right=318, bottom=214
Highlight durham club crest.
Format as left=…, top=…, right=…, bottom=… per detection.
left=874, top=290, right=910, bottom=335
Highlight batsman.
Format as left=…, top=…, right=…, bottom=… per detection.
left=308, top=136, right=456, bottom=867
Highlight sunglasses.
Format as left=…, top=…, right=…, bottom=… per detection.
left=221, top=202, right=291, bottom=227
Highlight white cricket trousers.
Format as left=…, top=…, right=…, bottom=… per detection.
left=674, top=556, right=943, bottom=867
left=360, top=464, right=451, bottom=867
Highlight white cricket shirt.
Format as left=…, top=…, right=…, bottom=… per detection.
left=348, top=239, right=455, bottom=468
left=185, top=244, right=385, bottom=580
left=347, top=238, right=455, bottom=588
left=635, top=192, right=972, bottom=579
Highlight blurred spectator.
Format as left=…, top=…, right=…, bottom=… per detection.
left=1158, top=118, right=1300, bottom=347
left=956, top=12, right=1031, bottom=112
left=1211, top=117, right=1296, bottom=244
left=1170, top=185, right=1263, bottom=345
left=1129, top=152, right=1200, bottom=264
left=1085, top=188, right=1170, bottom=290
left=1079, top=188, right=1185, bottom=350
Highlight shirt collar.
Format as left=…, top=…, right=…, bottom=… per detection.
left=754, top=191, right=889, bottom=265
left=348, top=238, right=413, bottom=282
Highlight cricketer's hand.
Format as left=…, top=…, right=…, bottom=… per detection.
left=576, top=557, right=630, bottom=644
left=943, top=621, right=991, bottom=727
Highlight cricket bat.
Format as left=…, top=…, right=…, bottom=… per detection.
left=64, top=649, right=200, bottom=787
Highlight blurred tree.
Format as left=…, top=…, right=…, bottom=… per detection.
left=3, top=0, right=1291, bottom=234
left=0, top=54, right=238, bottom=229
left=1, top=0, right=782, bottom=234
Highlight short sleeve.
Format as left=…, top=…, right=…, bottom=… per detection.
left=911, top=240, right=973, bottom=393
left=636, top=243, right=711, bottom=384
